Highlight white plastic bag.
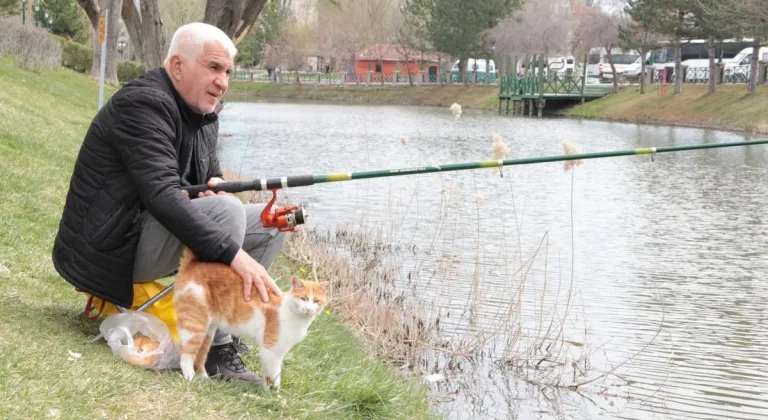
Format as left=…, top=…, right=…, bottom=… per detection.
left=99, top=311, right=180, bottom=370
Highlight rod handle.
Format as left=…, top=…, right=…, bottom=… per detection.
left=182, top=180, right=262, bottom=197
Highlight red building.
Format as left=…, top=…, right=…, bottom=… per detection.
left=354, top=44, right=439, bottom=77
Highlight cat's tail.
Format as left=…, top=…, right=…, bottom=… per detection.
left=179, top=247, right=198, bottom=273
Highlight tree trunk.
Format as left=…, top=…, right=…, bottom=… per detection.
left=121, top=0, right=144, bottom=63
left=708, top=36, right=716, bottom=94
left=748, top=37, right=760, bottom=95
left=406, top=56, right=413, bottom=86
left=139, top=0, right=166, bottom=69
left=640, top=47, right=647, bottom=95
left=458, top=58, right=466, bottom=85
left=606, top=46, right=618, bottom=93
left=378, top=58, right=384, bottom=85
left=674, top=36, right=682, bottom=94
left=89, top=0, right=123, bottom=84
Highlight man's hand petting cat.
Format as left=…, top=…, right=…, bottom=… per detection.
left=230, top=249, right=283, bottom=302
left=198, top=177, right=231, bottom=197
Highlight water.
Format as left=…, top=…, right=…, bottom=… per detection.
left=217, top=101, right=768, bottom=420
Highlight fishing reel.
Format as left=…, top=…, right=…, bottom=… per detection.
left=261, top=189, right=307, bottom=232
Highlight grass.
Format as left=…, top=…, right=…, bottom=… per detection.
left=0, top=55, right=434, bottom=419
left=568, top=83, right=768, bottom=134
left=227, top=80, right=500, bottom=111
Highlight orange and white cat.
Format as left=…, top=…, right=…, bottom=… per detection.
left=173, top=248, right=329, bottom=388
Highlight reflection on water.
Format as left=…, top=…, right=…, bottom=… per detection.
left=218, top=101, right=768, bottom=420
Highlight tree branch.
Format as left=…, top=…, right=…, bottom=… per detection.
left=76, top=0, right=100, bottom=30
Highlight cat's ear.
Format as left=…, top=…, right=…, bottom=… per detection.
left=318, top=281, right=330, bottom=293
left=291, top=276, right=304, bottom=290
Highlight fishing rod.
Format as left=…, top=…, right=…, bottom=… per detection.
left=182, top=139, right=768, bottom=231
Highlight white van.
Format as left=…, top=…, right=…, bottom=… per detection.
left=723, top=47, right=768, bottom=82
left=547, top=55, right=575, bottom=74
left=586, top=48, right=640, bottom=81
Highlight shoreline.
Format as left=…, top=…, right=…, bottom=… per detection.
left=566, top=84, right=768, bottom=135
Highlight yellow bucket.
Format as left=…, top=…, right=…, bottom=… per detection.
left=85, top=282, right=179, bottom=342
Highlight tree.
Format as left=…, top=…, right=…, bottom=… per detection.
left=621, top=2, right=664, bottom=94
left=236, top=0, right=283, bottom=66
left=203, top=0, right=269, bottom=44
left=697, top=0, right=768, bottom=95
left=572, top=5, right=624, bottom=92
left=405, top=0, right=522, bottom=84
left=44, top=0, right=90, bottom=43
left=625, top=0, right=700, bottom=95
left=76, top=0, right=273, bottom=80
left=263, top=9, right=316, bottom=85
left=489, top=0, right=569, bottom=76
left=76, top=0, right=125, bottom=83
left=159, top=0, right=205, bottom=39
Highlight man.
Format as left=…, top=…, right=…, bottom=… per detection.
left=52, top=22, right=286, bottom=382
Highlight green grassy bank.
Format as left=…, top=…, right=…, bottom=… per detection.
left=568, top=84, right=768, bottom=134
left=228, top=80, right=500, bottom=110
left=0, top=56, right=434, bottom=419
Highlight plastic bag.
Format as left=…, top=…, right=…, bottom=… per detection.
left=99, top=311, right=180, bottom=370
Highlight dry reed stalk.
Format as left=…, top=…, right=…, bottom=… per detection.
left=562, top=140, right=584, bottom=171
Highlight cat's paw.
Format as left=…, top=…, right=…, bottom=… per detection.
left=181, top=364, right=196, bottom=381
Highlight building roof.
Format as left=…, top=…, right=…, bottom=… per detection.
left=356, top=44, right=439, bottom=63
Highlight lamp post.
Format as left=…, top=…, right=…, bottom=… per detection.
left=118, top=40, right=126, bottom=60
left=33, top=3, right=39, bottom=27
left=21, top=0, right=26, bottom=24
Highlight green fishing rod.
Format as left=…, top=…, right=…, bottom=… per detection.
left=182, top=139, right=768, bottom=231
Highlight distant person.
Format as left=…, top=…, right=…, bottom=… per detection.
left=52, top=22, right=287, bottom=382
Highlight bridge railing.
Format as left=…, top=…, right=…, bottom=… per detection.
left=499, top=74, right=586, bottom=97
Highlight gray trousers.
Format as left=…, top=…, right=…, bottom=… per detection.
left=133, top=195, right=287, bottom=346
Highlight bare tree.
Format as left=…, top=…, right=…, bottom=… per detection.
left=572, top=5, right=624, bottom=92
left=489, top=0, right=569, bottom=75
left=264, top=9, right=316, bottom=85
left=322, top=0, right=375, bottom=83
left=159, top=0, right=206, bottom=39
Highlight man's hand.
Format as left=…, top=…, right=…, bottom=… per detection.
left=198, top=177, right=230, bottom=197
left=230, top=249, right=282, bottom=302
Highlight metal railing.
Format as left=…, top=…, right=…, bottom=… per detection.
left=230, top=68, right=500, bottom=86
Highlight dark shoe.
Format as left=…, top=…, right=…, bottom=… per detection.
left=205, top=342, right=264, bottom=383
left=232, top=336, right=252, bottom=355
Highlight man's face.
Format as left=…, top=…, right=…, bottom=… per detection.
left=172, top=41, right=233, bottom=115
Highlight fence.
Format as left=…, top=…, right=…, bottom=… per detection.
left=652, top=64, right=766, bottom=85
left=230, top=68, right=500, bottom=86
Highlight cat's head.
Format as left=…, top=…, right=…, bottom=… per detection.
left=288, top=277, right=329, bottom=317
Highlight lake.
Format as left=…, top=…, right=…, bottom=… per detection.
left=218, top=101, right=768, bottom=420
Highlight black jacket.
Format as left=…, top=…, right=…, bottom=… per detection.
left=52, top=68, right=240, bottom=307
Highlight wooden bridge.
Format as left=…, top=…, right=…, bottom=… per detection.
left=498, top=73, right=614, bottom=116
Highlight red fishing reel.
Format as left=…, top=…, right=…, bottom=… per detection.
left=261, top=189, right=307, bottom=232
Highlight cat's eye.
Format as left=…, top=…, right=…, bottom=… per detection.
left=300, top=296, right=308, bottom=301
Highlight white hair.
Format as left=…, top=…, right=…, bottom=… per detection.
left=164, top=22, right=237, bottom=65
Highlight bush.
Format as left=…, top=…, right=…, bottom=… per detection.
left=49, top=33, right=92, bottom=73
left=0, top=18, right=62, bottom=72
left=118, top=60, right=145, bottom=83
